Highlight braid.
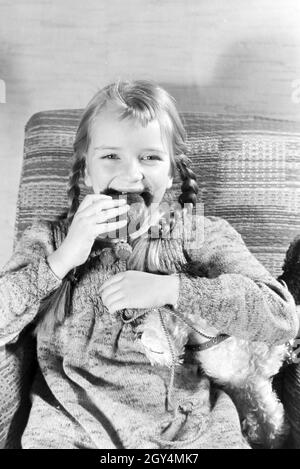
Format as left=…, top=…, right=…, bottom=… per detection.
left=66, top=156, right=85, bottom=223
left=176, top=155, right=199, bottom=208
left=34, top=155, right=85, bottom=337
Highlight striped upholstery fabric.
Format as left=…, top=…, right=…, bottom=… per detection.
left=0, top=109, right=300, bottom=448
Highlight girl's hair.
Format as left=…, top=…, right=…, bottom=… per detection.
left=36, top=80, right=199, bottom=336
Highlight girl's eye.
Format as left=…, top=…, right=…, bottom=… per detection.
left=101, top=154, right=119, bottom=160
left=141, top=155, right=162, bottom=161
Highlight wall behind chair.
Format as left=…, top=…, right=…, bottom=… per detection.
left=0, top=0, right=300, bottom=267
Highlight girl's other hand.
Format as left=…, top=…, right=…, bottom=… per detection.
left=47, top=194, right=129, bottom=279
left=99, top=271, right=179, bottom=314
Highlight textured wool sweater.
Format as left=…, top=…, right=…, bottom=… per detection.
left=0, top=214, right=298, bottom=449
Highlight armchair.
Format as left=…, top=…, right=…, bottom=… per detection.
left=1, top=109, right=300, bottom=448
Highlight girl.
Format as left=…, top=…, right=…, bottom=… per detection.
left=0, top=80, right=298, bottom=449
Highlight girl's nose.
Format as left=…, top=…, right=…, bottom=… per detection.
left=122, top=159, right=144, bottom=183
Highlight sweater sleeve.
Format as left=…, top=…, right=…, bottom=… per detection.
left=175, top=215, right=299, bottom=345
left=0, top=219, right=62, bottom=346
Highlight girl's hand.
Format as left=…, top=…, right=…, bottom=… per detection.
left=47, top=194, right=129, bottom=279
left=99, top=271, right=179, bottom=314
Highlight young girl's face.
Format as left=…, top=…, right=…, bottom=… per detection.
left=84, top=105, right=173, bottom=206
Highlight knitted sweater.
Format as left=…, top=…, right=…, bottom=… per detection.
left=0, top=214, right=298, bottom=449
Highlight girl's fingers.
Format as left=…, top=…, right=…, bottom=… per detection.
left=106, top=299, right=127, bottom=314
left=106, top=302, right=125, bottom=315
left=100, top=280, right=120, bottom=301
left=99, top=273, right=125, bottom=294
left=89, top=204, right=130, bottom=224
left=102, top=292, right=126, bottom=311
left=77, top=194, right=112, bottom=214
left=79, top=197, right=127, bottom=217
left=94, top=219, right=128, bottom=237
left=101, top=286, right=123, bottom=305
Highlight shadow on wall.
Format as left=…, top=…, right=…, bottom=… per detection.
left=162, top=34, right=300, bottom=119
